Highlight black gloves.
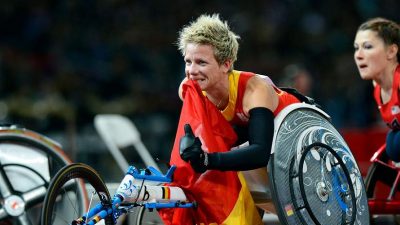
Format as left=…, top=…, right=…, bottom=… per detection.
left=179, top=124, right=208, bottom=173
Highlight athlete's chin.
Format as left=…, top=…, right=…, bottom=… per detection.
left=196, top=81, right=208, bottom=90
left=358, top=71, right=373, bottom=80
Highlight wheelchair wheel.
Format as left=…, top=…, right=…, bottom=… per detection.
left=41, top=163, right=112, bottom=225
left=268, top=103, right=369, bottom=225
left=290, top=142, right=357, bottom=224
left=364, top=163, right=380, bottom=198
left=364, top=153, right=399, bottom=198
left=0, top=128, right=78, bottom=225
left=130, top=205, right=164, bottom=225
left=364, top=151, right=400, bottom=217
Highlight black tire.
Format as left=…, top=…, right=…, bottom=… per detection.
left=365, top=157, right=398, bottom=198
left=364, top=163, right=378, bottom=198
left=296, top=142, right=356, bottom=225
left=0, top=130, right=74, bottom=225
left=41, top=163, right=112, bottom=225
left=364, top=159, right=400, bottom=223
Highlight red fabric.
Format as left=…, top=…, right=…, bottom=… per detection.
left=272, top=87, right=301, bottom=116
left=373, top=64, right=400, bottom=129
left=159, top=80, right=240, bottom=225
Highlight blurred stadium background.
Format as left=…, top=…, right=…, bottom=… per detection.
left=0, top=0, right=399, bottom=182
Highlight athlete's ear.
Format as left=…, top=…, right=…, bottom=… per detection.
left=387, top=44, right=398, bottom=60
left=221, top=59, right=232, bottom=73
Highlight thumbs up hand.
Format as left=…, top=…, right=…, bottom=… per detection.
left=179, top=124, right=208, bottom=173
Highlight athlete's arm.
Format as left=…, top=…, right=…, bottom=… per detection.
left=208, top=77, right=278, bottom=170
left=207, top=107, right=274, bottom=170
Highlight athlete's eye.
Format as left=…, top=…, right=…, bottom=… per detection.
left=363, top=43, right=373, bottom=49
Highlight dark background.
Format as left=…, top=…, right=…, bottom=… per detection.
left=0, top=0, right=399, bottom=181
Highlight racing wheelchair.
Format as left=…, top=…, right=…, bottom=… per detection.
left=364, top=143, right=400, bottom=219
left=0, top=124, right=86, bottom=225
left=40, top=102, right=370, bottom=225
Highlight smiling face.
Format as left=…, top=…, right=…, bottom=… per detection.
left=184, top=43, right=230, bottom=91
left=354, top=30, right=391, bottom=80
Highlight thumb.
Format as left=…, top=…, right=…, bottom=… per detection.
left=180, top=124, right=196, bottom=156
left=184, top=124, right=195, bottom=137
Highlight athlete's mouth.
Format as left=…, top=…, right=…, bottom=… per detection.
left=358, top=64, right=367, bottom=69
left=192, top=78, right=205, bottom=82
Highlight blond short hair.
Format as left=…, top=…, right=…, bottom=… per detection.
left=178, top=14, right=240, bottom=70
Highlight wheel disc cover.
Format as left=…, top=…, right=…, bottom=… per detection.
left=268, top=107, right=369, bottom=225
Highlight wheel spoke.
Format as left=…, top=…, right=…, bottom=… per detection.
left=0, top=169, right=13, bottom=198
left=22, top=185, right=47, bottom=208
left=17, top=212, right=32, bottom=225
left=0, top=207, right=9, bottom=220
